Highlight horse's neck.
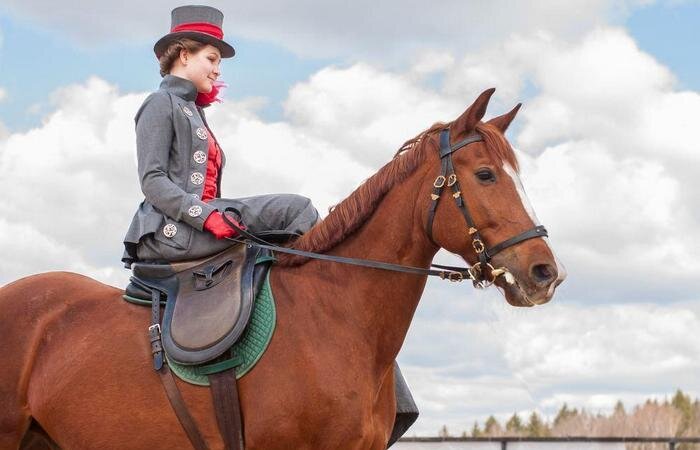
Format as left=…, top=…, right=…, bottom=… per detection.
left=311, top=171, right=437, bottom=369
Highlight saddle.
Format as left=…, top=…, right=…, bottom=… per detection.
left=125, top=243, right=274, bottom=450
left=127, top=243, right=271, bottom=365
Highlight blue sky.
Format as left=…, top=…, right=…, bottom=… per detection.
left=1, top=0, right=700, bottom=437
left=0, top=9, right=331, bottom=130
left=627, top=1, right=700, bottom=91
left=2, top=2, right=699, bottom=133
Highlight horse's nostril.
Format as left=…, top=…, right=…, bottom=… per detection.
left=531, top=263, right=557, bottom=284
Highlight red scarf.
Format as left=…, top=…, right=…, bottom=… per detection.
left=196, top=80, right=227, bottom=107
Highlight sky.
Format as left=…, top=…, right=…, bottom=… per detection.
left=1, top=0, right=700, bottom=437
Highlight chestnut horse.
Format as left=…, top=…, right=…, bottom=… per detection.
left=0, top=89, right=565, bottom=450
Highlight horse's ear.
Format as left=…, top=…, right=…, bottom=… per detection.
left=487, top=103, right=522, bottom=133
left=453, top=88, right=496, bottom=137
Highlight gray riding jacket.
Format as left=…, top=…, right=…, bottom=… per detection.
left=122, top=74, right=226, bottom=266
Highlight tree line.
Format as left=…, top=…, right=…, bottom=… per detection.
left=437, top=389, right=700, bottom=450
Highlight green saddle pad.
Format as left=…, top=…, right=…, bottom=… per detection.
left=167, top=271, right=276, bottom=386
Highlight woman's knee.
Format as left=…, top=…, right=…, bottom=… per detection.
left=285, top=194, right=316, bottom=213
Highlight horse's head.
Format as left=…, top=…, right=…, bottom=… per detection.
left=423, top=88, right=566, bottom=306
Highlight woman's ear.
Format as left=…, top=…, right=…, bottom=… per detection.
left=451, top=88, right=495, bottom=140
left=179, top=48, right=189, bottom=66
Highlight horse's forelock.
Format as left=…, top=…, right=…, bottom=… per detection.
left=475, top=122, right=520, bottom=172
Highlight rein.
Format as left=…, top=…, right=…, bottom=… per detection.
left=221, top=126, right=548, bottom=288
left=223, top=212, right=476, bottom=283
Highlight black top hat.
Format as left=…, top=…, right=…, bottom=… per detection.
left=154, top=5, right=235, bottom=59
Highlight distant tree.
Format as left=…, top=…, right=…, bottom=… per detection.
left=506, top=413, right=524, bottom=434
left=526, top=411, right=550, bottom=437
left=553, top=403, right=578, bottom=427
left=672, top=389, right=694, bottom=436
left=460, top=430, right=468, bottom=438
left=471, top=421, right=482, bottom=437
left=484, top=415, right=501, bottom=436
left=438, top=424, right=450, bottom=438
left=613, top=400, right=626, bottom=416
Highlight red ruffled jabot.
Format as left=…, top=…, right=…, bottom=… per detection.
left=196, top=80, right=227, bottom=107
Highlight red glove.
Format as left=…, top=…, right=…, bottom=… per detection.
left=203, top=211, right=245, bottom=240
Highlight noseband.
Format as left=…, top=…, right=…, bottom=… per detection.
left=425, top=128, right=549, bottom=285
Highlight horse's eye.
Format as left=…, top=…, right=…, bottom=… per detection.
left=475, top=169, right=496, bottom=183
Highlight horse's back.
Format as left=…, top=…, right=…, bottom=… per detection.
left=0, top=271, right=123, bottom=311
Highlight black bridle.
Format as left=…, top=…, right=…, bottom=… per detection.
left=425, top=127, right=548, bottom=284
left=222, top=126, right=548, bottom=287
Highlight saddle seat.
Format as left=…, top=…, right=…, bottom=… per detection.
left=126, top=243, right=273, bottom=365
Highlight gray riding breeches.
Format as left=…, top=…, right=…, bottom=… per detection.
left=136, top=193, right=319, bottom=262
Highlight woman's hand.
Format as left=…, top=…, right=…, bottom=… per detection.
left=203, top=211, right=245, bottom=239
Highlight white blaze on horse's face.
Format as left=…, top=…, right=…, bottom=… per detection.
left=502, top=163, right=540, bottom=225
left=501, top=162, right=567, bottom=303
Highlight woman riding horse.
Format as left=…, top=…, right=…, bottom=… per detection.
left=121, top=5, right=319, bottom=267
left=119, top=5, right=419, bottom=446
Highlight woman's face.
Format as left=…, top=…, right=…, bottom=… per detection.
left=181, top=44, right=221, bottom=93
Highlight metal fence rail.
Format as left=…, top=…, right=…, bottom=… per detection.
left=399, top=436, right=700, bottom=450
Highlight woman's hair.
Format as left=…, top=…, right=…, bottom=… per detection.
left=158, top=38, right=207, bottom=77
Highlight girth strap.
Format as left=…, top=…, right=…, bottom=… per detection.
left=210, top=368, right=245, bottom=450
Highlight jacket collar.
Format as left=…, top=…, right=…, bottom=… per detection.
left=159, top=74, right=197, bottom=102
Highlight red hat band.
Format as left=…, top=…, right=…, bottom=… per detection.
left=171, top=22, right=224, bottom=40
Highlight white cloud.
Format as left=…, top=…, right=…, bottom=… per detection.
left=401, top=289, right=700, bottom=434
left=0, top=77, right=144, bottom=286
left=283, top=63, right=461, bottom=167
left=0, top=87, right=7, bottom=102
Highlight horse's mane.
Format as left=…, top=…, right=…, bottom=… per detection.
left=277, top=121, right=519, bottom=266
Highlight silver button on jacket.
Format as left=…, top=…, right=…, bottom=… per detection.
left=193, top=150, right=207, bottom=164
left=163, top=223, right=178, bottom=238
left=188, top=205, right=203, bottom=217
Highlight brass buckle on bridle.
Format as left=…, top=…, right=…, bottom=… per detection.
left=472, top=239, right=485, bottom=254
left=440, top=271, right=464, bottom=282
left=433, top=175, right=446, bottom=188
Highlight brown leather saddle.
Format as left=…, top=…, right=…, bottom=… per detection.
left=126, top=243, right=272, bottom=365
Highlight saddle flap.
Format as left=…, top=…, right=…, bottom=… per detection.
left=160, top=243, right=260, bottom=364
left=170, top=244, right=247, bottom=350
